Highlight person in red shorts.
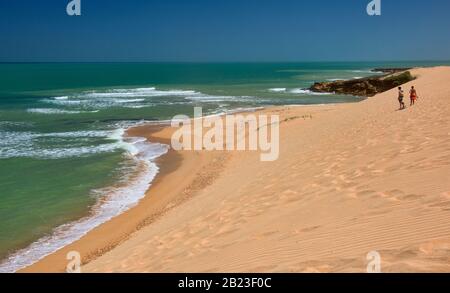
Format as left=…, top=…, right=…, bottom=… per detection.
left=410, top=86, right=418, bottom=106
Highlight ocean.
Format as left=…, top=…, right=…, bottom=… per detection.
left=0, top=61, right=446, bottom=272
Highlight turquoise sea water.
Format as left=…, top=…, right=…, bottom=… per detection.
left=0, top=61, right=447, bottom=272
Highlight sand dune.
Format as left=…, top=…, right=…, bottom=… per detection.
left=26, top=67, right=450, bottom=273
left=83, top=67, right=450, bottom=273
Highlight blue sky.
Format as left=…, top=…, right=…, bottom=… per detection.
left=1, top=0, right=449, bottom=62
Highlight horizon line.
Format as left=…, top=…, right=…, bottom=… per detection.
left=1, top=60, right=450, bottom=64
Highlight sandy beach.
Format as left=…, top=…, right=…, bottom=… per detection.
left=23, top=66, right=450, bottom=273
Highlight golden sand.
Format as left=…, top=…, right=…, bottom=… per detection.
left=24, top=66, right=450, bottom=272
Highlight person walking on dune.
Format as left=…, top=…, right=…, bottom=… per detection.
left=410, top=86, right=418, bottom=106
left=398, top=87, right=405, bottom=110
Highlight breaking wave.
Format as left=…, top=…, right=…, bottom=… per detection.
left=0, top=125, right=169, bottom=273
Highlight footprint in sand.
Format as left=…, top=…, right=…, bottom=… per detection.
left=376, top=191, right=400, bottom=202
left=373, top=189, right=405, bottom=202
left=215, top=224, right=240, bottom=237
left=263, top=184, right=276, bottom=190
left=388, top=189, right=405, bottom=197
left=397, top=194, right=424, bottom=201
left=356, top=189, right=377, bottom=197
left=301, top=225, right=321, bottom=233
left=280, top=189, right=301, bottom=203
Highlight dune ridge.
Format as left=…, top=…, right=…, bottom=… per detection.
left=83, top=66, right=450, bottom=273
left=24, top=66, right=450, bottom=273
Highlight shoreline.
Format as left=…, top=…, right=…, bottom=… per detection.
left=15, top=103, right=358, bottom=272
left=1, top=124, right=170, bottom=273
left=14, top=105, right=263, bottom=272
left=19, top=121, right=231, bottom=272
left=19, top=66, right=450, bottom=272
left=16, top=102, right=314, bottom=273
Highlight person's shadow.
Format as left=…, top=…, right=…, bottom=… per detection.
left=395, top=108, right=407, bottom=112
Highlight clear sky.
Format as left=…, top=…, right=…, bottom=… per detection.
left=1, top=0, right=450, bottom=62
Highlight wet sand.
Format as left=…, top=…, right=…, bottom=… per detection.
left=21, top=124, right=229, bottom=272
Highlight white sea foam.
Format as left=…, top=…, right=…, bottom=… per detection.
left=268, top=88, right=287, bottom=92
left=42, top=87, right=201, bottom=110
left=266, top=88, right=332, bottom=96
left=41, top=86, right=294, bottom=111
left=27, top=108, right=98, bottom=115
left=351, top=70, right=372, bottom=73
left=0, top=126, right=169, bottom=273
left=0, top=129, right=131, bottom=159
left=114, top=98, right=146, bottom=103
left=38, top=130, right=112, bottom=138
left=326, top=78, right=345, bottom=82
left=0, top=131, right=35, bottom=152
left=43, top=98, right=144, bottom=109
left=124, top=105, right=149, bottom=109
left=223, top=106, right=265, bottom=115
left=289, top=88, right=332, bottom=95
left=81, top=88, right=198, bottom=99
left=41, top=85, right=341, bottom=114
left=186, top=95, right=251, bottom=102
left=43, top=98, right=83, bottom=105
left=0, top=143, right=121, bottom=159
left=289, top=88, right=310, bottom=94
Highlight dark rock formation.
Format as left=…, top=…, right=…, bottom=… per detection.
left=309, top=70, right=415, bottom=97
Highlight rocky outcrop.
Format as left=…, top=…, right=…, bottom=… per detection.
left=372, top=68, right=412, bottom=74
left=310, top=70, right=415, bottom=97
